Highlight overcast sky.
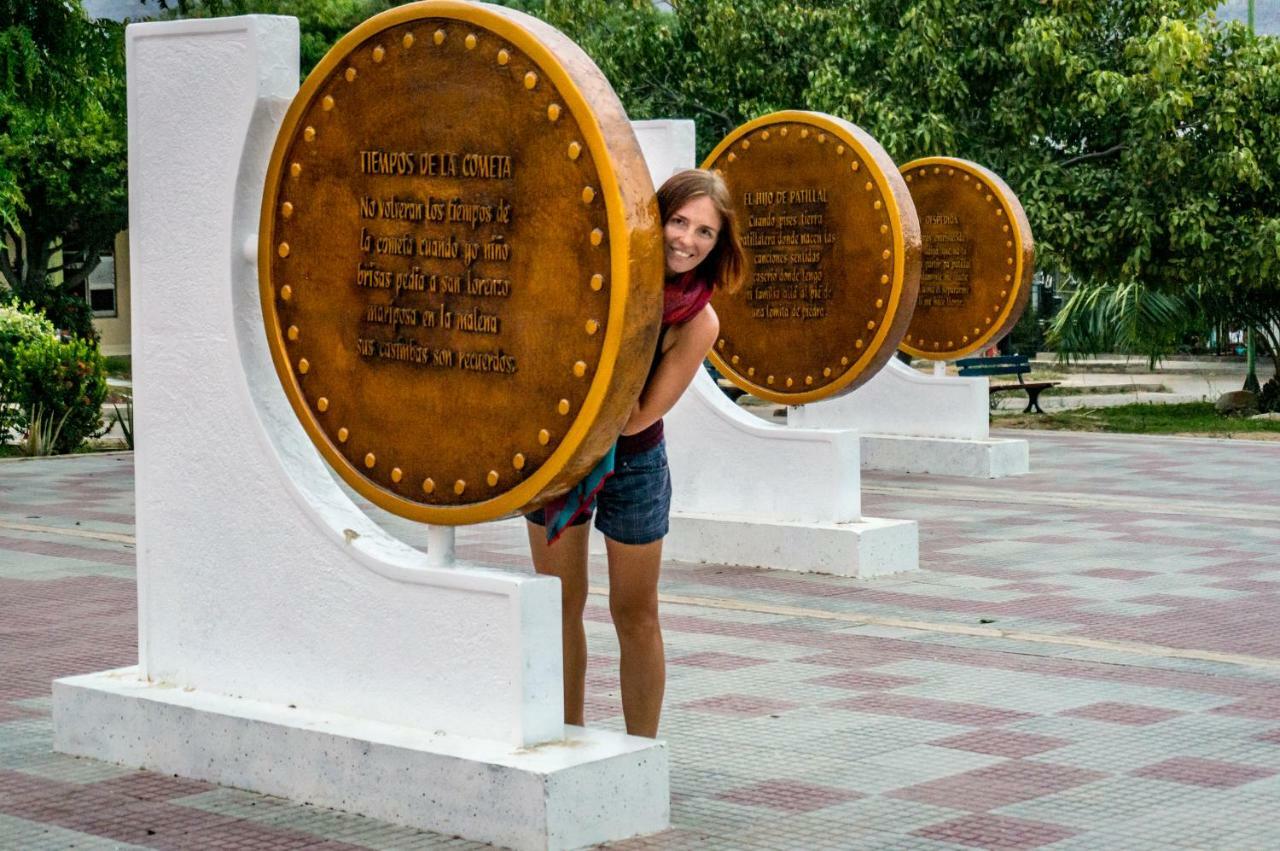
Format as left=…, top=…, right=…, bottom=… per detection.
left=82, top=0, right=154, bottom=21
left=83, top=0, right=1280, bottom=35
left=1217, top=0, right=1280, bottom=33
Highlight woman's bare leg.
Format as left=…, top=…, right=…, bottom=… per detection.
left=527, top=521, right=590, bottom=726
left=604, top=536, right=665, bottom=738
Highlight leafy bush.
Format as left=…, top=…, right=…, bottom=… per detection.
left=20, top=403, right=74, bottom=457
left=12, top=335, right=109, bottom=454
left=0, top=302, right=58, bottom=445
left=1259, top=377, right=1280, bottom=414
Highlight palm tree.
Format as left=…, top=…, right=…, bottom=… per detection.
left=1047, top=279, right=1279, bottom=388
left=1045, top=280, right=1200, bottom=369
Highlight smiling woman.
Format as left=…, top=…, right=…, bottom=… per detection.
left=525, top=168, right=746, bottom=738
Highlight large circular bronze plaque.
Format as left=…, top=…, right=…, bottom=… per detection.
left=898, top=157, right=1034, bottom=360
left=702, top=111, right=920, bottom=404
left=259, top=1, right=662, bottom=525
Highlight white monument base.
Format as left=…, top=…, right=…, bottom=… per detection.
left=860, top=433, right=1030, bottom=478
left=55, top=669, right=667, bottom=851
left=665, top=512, right=917, bottom=577
left=51, top=17, right=668, bottom=850
left=790, top=358, right=1030, bottom=478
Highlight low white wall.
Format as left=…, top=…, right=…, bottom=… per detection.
left=791, top=357, right=991, bottom=440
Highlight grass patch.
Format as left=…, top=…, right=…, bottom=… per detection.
left=1035, top=383, right=1169, bottom=397
left=74, top=438, right=130, bottom=454
left=103, top=355, right=131, bottom=380
left=995, top=401, right=1280, bottom=436
left=0, top=438, right=131, bottom=459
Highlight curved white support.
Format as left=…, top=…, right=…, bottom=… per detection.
left=125, top=14, right=560, bottom=748
left=631, top=120, right=697, bottom=185
left=789, top=359, right=1031, bottom=477
left=660, top=370, right=916, bottom=576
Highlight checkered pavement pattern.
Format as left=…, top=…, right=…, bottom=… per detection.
left=2, top=432, right=1279, bottom=849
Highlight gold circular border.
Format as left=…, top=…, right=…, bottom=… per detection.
left=259, top=0, right=641, bottom=525
left=701, top=110, right=917, bottom=406
left=897, top=156, right=1035, bottom=361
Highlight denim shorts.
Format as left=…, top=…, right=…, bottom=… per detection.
left=526, top=440, right=672, bottom=545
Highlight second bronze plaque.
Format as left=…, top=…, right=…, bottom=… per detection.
left=703, top=111, right=921, bottom=404
left=898, top=157, right=1035, bottom=361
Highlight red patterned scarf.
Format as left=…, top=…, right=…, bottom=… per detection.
left=663, top=271, right=714, bottom=326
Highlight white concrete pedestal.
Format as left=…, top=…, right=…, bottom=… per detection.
left=52, top=17, right=667, bottom=850
left=55, top=669, right=667, bottom=851
left=790, top=358, right=1030, bottom=478
left=665, top=511, right=916, bottom=577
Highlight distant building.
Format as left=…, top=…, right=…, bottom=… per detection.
left=77, top=1, right=156, bottom=354
left=79, top=235, right=133, bottom=358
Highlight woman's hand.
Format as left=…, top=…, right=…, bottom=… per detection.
left=621, top=304, right=719, bottom=435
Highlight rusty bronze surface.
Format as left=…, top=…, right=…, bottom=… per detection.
left=260, top=2, right=661, bottom=524
left=702, top=112, right=921, bottom=404
left=898, top=157, right=1035, bottom=361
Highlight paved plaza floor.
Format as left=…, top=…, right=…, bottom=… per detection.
left=2, top=430, right=1279, bottom=849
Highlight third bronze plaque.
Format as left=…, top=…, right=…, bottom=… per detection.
left=898, top=157, right=1034, bottom=361
left=702, top=111, right=921, bottom=404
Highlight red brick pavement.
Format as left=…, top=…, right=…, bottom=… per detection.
left=715, top=779, right=863, bottom=813
left=1060, top=702, right=1185, bottom=726
left=890, top=760, right=1107, bottom=812
left=0, top=576, right=136, bottom=701
left=915, top=812, right=1077, bottom=850
left=0, top=770, right=365, bottom=850
left=931, top=729, right=1071, bottom=759
left=1133, top=757, right=1277, bottom=789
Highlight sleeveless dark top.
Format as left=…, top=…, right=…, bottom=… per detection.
left=615, top=325, right=670, bottom=456
left=615, top=272, right=714, bottom=456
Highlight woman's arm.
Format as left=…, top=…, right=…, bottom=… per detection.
left=620, top=304, right=719, bottom=436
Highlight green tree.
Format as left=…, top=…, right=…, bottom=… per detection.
left=83, top=0, right=1280, bottom=375
left=0, top=0, right=127, bottom=339
left=0, top=300, right=56, bottom=445
left=515, top=1, right=1280, bottom=372
left=1042, top=13, right=1280, bottom=374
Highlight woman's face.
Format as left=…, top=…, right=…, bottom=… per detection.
left=663, top=195, right=722, bottom=276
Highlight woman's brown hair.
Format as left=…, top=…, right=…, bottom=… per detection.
left=657, top=169, right=746, bottom=294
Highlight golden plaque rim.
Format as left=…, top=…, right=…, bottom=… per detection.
left=897, top=155, right=1035, bottom=361
left=701, top=109, right=917, bottom=406
left=258, top=0, right=644, bottom=525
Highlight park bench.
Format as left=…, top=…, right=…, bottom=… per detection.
left=956, top=354, right=1058, bottom=414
